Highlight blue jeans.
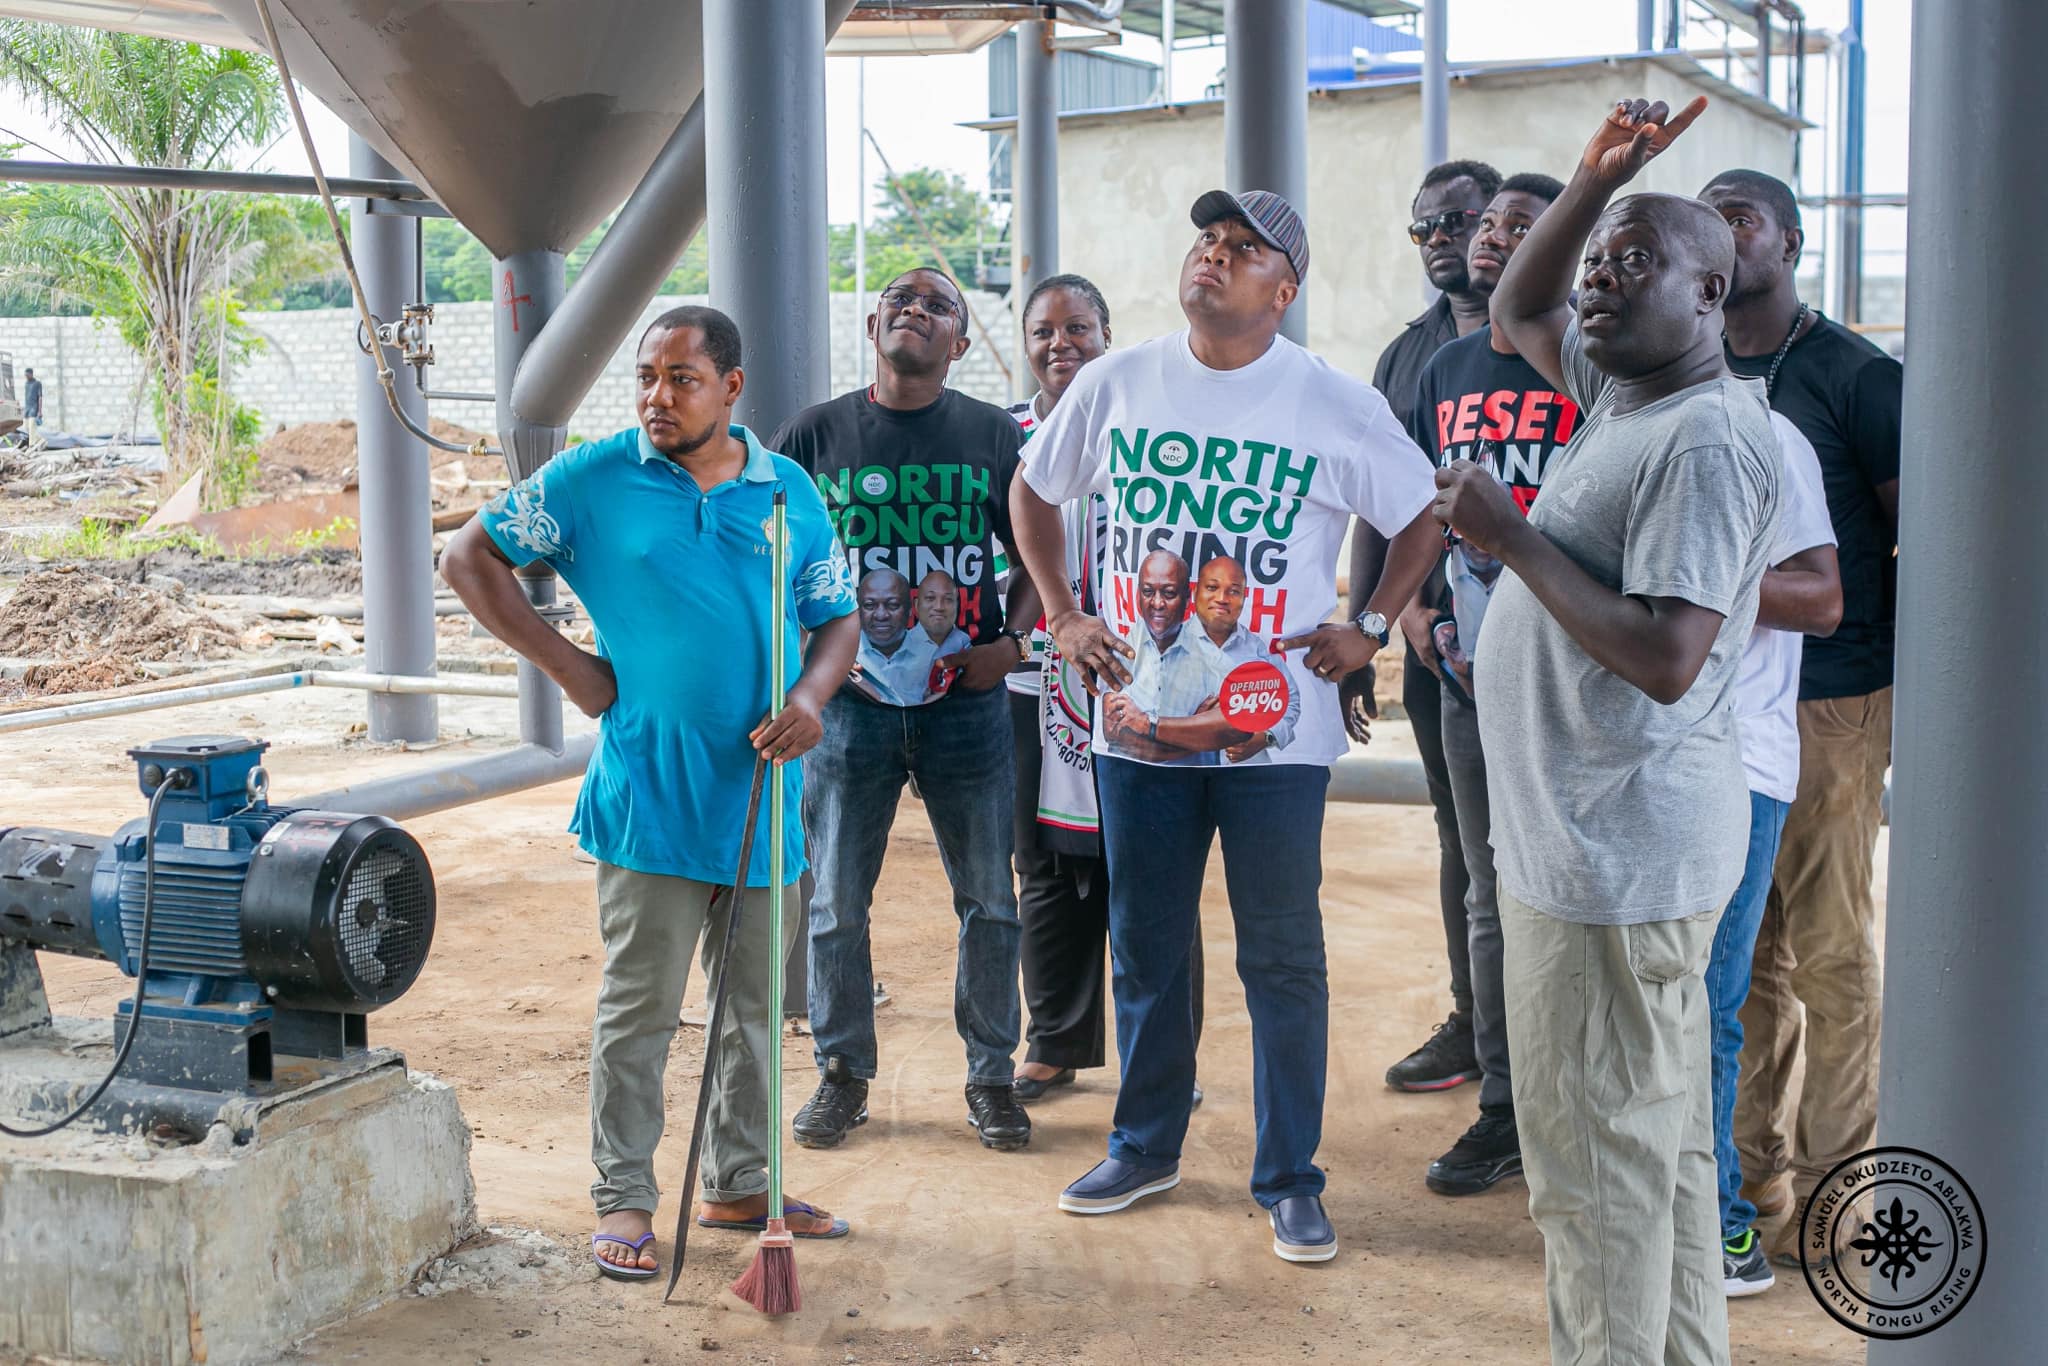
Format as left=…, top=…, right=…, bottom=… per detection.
left=804, top=687, right=1021, bottom=1086
left=1706, top=790, right=1790, bottom=1240
left=1095, top=755, right=1331, bottom=1207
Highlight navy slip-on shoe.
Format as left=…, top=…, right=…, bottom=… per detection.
left=1057, top=1158, right=1181, bottom=1215
left=1269, top=1195, right=1338, bottom=1263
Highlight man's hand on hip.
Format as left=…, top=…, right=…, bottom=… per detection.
left=560, top=651, right=618, bottom=718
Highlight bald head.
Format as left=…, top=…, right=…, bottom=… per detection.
left=1602, top=192, right=1736, bottom=278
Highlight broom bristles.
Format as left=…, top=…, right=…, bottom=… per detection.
left=730, top=1241, right=801, bottom=1315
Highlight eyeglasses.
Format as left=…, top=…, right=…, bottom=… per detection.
left=879, top=286, right=962, bottom=320
left=1408, top=208, right=1482, bottom=245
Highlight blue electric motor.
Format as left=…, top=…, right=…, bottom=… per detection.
left=0, top=735, right=436, bottom=1095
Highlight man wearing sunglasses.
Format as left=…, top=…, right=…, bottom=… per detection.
left=772, top=268, right=1041, bottom=1156
left=1358, top=158, right=1504, bottom=1100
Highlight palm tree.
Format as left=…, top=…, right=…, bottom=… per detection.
left=0, top=23, right=286, bottom=483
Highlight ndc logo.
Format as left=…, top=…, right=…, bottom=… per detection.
left=1799, top=1146, right=1986, bottom=1341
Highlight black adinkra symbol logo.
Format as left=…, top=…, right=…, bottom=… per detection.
left=1850, top=1196, right=1943, bottom=1293
left=1803, top=1146, right=1987, bottom=1341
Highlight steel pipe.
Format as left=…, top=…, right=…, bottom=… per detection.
left=1014, top=18, right=1060, bottom=303
left=0, top=157, right=437, bottom=206
left=0, top=671, right=518, bottom=736
left=289, top=735, right=598, bottom=821
left=1223, top=0, right=1308, bottom=344
left=1326, top=756, right=1429, bottom=805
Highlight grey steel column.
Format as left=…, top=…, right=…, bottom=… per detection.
left=1835, top=0, right=1867, bottom=326
left=1014, top=19, right=1060, bottom=303
left=1223, top=0, right=1307, bottom=343
left=1872, top=1, right=2048, bottom=1361
left=349, top=135, right=436, bottom=744
left=1638, top=0, right=1657, bottom=53
left=493, top=247, right=568, bottom=755
left=705, top=0, right=831, bottom=435
left=1422, top=0, right=1448, bottom=170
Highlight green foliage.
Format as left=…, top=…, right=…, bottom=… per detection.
left=288, top=515, right=356, bottom=552
left=0, top=22, right=290, bottom=487
left=828, top=166, right=998, bottom=293
left=25, top=517, right=222, bottom=560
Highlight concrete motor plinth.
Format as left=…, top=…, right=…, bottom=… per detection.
left=0, top=1019, right=477, bottom=1365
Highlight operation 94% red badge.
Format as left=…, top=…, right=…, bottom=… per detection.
left=1218, top=660, right=1291, bottom=733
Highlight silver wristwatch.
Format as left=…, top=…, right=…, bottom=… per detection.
left=1354, top=610, right=1390, bottom=647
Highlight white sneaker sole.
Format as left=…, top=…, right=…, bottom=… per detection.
left=1058, top=1171, right=1181, bottom=1214
left=1271, top=1212, right=1338, bottom=1262
left=1724, top=1273, right=1776, bottom=1297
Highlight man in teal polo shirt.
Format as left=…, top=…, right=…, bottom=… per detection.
left=443, top=305, right=862, bottom=1281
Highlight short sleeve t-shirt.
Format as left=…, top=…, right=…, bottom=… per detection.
left=1409, top=325, right=1581, bottom=637
left=1734, top=413, right=1838, bottom=803
left=1021, top=329, right=1437, bottom=770
left=1727, top=315, right=1900, bottom=700
left=773, top=387, right=1024, bottom=707
left=477, top=424, right=856, bottom=886
left=1475, top=323, right=1781, bottom=924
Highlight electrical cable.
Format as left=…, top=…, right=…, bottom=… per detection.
left=1, top=772, right=183, bottom=1139
left=249, top=0, right=498, bottom=462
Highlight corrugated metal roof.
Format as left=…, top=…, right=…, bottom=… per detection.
left=1118, top=0, right=1418, bottom=40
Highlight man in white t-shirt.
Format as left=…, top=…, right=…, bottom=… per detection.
left=1010, top=189, right=1441, bottom=1264
left=1712, top=415, right=1844, bottom=1296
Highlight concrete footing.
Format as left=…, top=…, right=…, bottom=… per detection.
left=0, top=1019, right=477, bottom=1365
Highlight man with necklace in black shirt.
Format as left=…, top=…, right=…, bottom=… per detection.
left=1355, top=158, right=1504, bottom=1096
left=1700, top=169, right=1902, bottom=1266
left=1404, top=172, right=1570, bottom=1201
left=772, top=268, right=1041, bottom=1156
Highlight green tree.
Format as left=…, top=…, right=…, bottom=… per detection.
left=0, top=24, right=294, bottom=488
left=829, top=166, right=997, bottom=291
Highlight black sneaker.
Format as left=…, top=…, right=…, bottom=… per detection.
left=792, top=1056, right=869, bottom=1149
left=965, top=1083, right=1032, bottom=1151
left=1723, top=1228, right=1776, bottom=1297
left=1386, top=1012, right=1481, bottom=1092
left=1425, top=1108, right=1522, bottom=1195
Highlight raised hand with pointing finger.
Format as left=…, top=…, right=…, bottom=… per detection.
left=1581, top=95, right=1708, bottom=191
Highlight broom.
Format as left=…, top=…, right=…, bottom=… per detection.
left=731, top=485, right=801, bottom=1315
left=660, top=750, right=769, bottom=1304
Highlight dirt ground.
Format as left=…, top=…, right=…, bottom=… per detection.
left=10, top=686, right=1879, bottom=1366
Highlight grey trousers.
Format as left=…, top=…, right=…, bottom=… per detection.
left=590, top=861, right=798, bottom=1216
left=1501, top=890, right=1728, bottom=1366
left=1440, top=683, right=1510, bottom=1112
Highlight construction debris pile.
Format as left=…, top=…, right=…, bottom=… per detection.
left=0, top=567, right=250, bottom=664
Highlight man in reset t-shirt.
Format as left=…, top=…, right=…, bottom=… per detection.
left=773, top=268, right=1041, bottom=1156
left=1444, top=98, right=1778, bottom=1365
left=1403, top=170, right=1570, bottom=1202
left=1013, top=190, right=1441, bottom=1264
left=1699, top=170, right=1902, bottom=1265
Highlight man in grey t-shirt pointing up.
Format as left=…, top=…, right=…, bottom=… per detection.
left=1433, top=98, right=1779, bottom=1366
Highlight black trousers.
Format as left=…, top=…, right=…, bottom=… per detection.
left=1009, top=690, right=1202, bottom=1070
left=1405, top=644, right=1472, bottom=1019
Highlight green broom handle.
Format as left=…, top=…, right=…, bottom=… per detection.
left=768, top=487, right=788, bottom=1221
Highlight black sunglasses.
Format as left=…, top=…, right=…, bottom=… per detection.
left=1408, top=208, right=1482, bottom=245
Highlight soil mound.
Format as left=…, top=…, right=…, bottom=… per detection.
left=0, top=567, right=244, bottom=664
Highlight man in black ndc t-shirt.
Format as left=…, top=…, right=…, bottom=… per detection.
left=1358, top=157, right=1504, bottom=1097
left=1702, top=170, right=1901, bottom=1253
left=772, top=268, right=1040, bottom=1156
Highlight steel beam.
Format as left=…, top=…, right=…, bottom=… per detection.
left=291, top=736, right=598, bottom=822
left=351, top=137, right=437, bottom=744
left=1223, top=0, right=1308, bottom=344
left=706, top=0, right=834, bottom=434
left=1422, top=0, right=1448, bottom=173
left=1871, top=1, right=2048, bottom=1359
left=1014, top=19, right=1060, bottom=306
left=0, top=157, right=439, bottom=209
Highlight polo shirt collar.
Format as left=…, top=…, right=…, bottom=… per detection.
left=633, top=423, right=778, bottom=482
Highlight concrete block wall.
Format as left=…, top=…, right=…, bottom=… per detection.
left=0, top=290, right=1023, bottom=445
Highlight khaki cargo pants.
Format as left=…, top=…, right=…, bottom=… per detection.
left=589, top=861, right=798, bottom=1216
left=1502, top=890, right=1728, bottom=1366
left=1735, top=687, right=1891, bottom=1210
